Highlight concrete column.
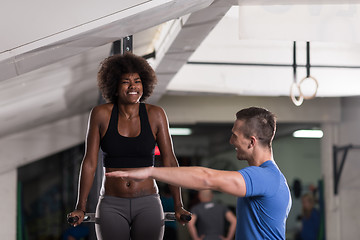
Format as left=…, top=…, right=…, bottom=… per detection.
left=321, top=123, right=340, bottom=240
left=0, top=169, right=17, bottom=240
left=335, top=97, right=360, bottom=239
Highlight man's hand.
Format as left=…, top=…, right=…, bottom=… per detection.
left=105, top=167, right=152, bottom=181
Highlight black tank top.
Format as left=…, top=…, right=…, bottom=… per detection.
left=100, top=103, right=156, bottom=168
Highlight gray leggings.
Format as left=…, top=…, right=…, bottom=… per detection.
left=95, top=194, right=165, bottom=240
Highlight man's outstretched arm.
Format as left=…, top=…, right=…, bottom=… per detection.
left=106, top=166, right=246, bottom=197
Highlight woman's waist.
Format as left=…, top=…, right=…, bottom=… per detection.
left=103, top=177, right=158, bottom=198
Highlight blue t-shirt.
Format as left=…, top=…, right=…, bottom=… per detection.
left=236, top=160, right=292, bottom=240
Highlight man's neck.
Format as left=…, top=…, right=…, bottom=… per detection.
left=248, top=148, right=273, bottom=167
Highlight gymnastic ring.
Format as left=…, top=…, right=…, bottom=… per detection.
left=298, top=75, right=319, bottom=100
left=290, top=82, right=304, bottom=106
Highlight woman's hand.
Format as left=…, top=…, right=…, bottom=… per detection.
left=67, top=209, right=85, bottom=227
left=175, top=206, right=192, bottom=225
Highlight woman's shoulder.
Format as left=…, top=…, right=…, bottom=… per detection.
left=143, top=103, right=165, bottom=115
left=90, top=103, right=114, bottom=121
left=143, top=103, right=168, bottom=125
left=92, top=103, right=113, bottom=112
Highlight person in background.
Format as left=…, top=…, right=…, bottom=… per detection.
left=67, top=52, right=190, bottom=240
left=187, top=189, right=236, bottom=240
left=107, top=106, right=292, bottom=240
left=300, top=193, right=320, bottom=240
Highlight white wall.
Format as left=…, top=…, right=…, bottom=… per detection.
left=158, top=95, right=341, bottom=124
left=333, top=97, right=360, bottom=239
left=319, top=96, right=360, bottom=240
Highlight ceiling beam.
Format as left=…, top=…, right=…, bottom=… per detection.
left=148, top=0, right=234, bottom=103
left=0, top=0, right=214, bottom=82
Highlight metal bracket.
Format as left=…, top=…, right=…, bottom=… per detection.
left=123, top=35, right=133, bottom=53
left=110, top=40, right=121, bottom=55
left=110, top=35, right=133, bottom=56
left=333, top=144, right=360, bottom=195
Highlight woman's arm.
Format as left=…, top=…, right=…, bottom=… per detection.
left=148, top=105, right=189, bottom=220
left=71, top=106, right=102, bottom=226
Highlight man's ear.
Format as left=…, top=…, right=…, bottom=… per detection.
left=249, top=136, right=256, bottom=148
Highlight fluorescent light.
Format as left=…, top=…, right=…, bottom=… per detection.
left=293, top=130, right=323, bottom=138
left=169, top=128, right=192, bottom=136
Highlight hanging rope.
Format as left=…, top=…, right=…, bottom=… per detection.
left=290, top=41, right=319, bottom=106
left=290, top=41, right=304, bottom=106
left=299, top=42, right=319, bottom=100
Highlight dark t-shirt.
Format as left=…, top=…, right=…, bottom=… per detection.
left=191, top=201, right=229, bottom=240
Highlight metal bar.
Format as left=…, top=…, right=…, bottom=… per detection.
left=333, top=144, right=360, bottom=195
left=293, top=41, right=297, bottom=82
left=187, top=61, right=360, bottom=69
left=306, top=42, right=310, bottom=77
left=67, top=212, right=190, bottom=224
left=333, top=146, right=338, bottom=195
left=142, top=50, right=156, bottom=60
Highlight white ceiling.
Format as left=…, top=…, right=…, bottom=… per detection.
left=1, top=0, right=360, bottom=140
left=168, top=4, right=360, bottom=98
left=0, top=0, right=219, bottom=137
